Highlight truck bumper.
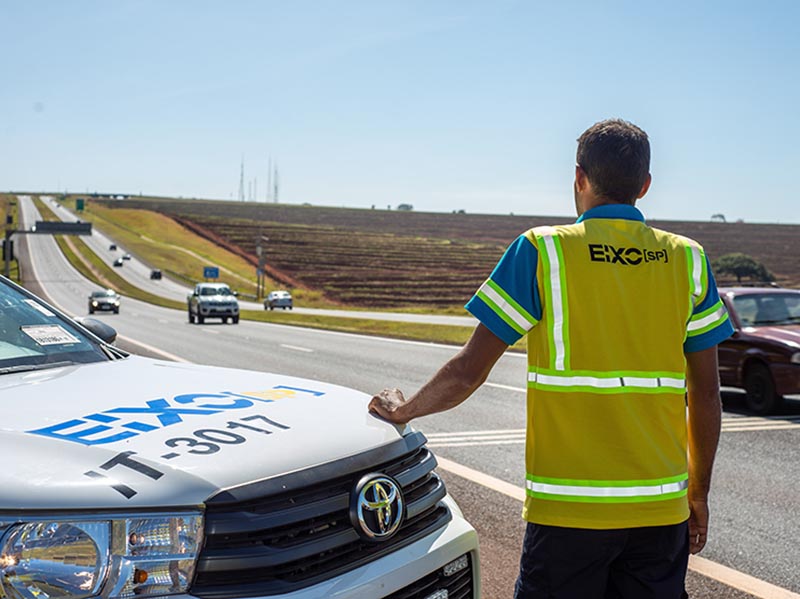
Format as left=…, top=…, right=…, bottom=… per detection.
left=183, top=495, right=480, bottom=598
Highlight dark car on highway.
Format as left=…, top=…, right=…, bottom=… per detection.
left=718, top=287, right=800, bottom=414
left=88, top=289, right=121, bottom=314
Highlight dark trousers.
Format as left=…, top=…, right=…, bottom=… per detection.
left=514, top=521, right=690, bottom=599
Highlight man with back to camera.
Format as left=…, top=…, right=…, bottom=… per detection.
left=369, top=119, right=734, bottom=598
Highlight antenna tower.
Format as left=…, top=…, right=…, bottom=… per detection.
left=273, top=163, right=279, bottom=203
left=238, top=157, right=245, bottom=202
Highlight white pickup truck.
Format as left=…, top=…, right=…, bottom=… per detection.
left=0, top=275, right=480, bottom=599
left=188, top=282, right=240, bottom=324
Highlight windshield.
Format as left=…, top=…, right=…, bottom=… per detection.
left=91, top=290, right=117, bottom=298
left=201, top=287, right=231, bottom=296
left=732, top=293, right=800, bottom=326
left=0, top=279, right=108, bottom=372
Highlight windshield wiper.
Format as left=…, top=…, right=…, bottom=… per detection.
left=100, top=344, right=128, bottom=360
left=0, top=361, right=75, bottom=375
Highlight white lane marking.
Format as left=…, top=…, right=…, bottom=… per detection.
left=243, top=323, right=529, bottom=356
left=280, top=344, right=314, bottom=353
left=429, top=439, right=524, bottom=448
left=723, top=423, right=800, bottom=432
left=436, top=456, right=525, bottom=501
left=117, top=335, right=191, bottom=363
left=688, top=555, right=800, bottom=599
left=485, top=382, right=526, bottom=392
left=428, top=429, right=526, bottom=447
left=158, top=319, right=169, bottom=324
left=203, top=329, right=220, bottom=334
left=433, top=457, right=800, bottom=599
left=428, top=428, right=526, bottom=438
left=426, top=417, right=799, bottom=448
left=724, top=416, right=800, bottom=423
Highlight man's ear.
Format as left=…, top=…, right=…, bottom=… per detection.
left=575, top=165, right=589, bottom=192
left=637, top=173, right=652, bottom=199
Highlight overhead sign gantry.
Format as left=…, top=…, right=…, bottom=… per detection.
left=4, top=221, right=93, bottom=278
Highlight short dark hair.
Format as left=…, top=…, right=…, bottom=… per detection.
left=576, top=119, right=650, bottom=204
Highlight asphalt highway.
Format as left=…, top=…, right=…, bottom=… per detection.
left=16, top=197, right=800, bottom=598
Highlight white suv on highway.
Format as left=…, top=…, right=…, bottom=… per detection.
left=188, top=282, right=240, bottom=324
left=0, top=275, right=480, bottom=599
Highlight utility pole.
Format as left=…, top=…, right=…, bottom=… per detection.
left=255, top=234, right=269, bottom=300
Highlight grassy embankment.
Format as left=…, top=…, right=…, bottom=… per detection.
left=35, top=197, right=490, bottom=347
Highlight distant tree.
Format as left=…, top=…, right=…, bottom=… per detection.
left=711, top=213, right=726, bottom=223
left=396, top=203, right=413, bottom=211
left=712, top=253, right=775, bottom=284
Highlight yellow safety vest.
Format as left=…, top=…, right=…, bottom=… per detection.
left=522, top=219, right=708, bottom=529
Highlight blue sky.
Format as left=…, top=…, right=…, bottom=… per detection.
left=2, top=1, right=798, bottom=223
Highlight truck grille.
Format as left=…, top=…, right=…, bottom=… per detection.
left=386, top=553, right=474, bottom=599
left=191, top=432, right=450, bottom=598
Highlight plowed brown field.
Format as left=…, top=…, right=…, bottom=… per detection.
left=98, top=198, right=800, bottom=308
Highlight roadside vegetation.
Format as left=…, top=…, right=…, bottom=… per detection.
left=34, top=196, right=505, bottom=349
left=713, top=253, right=776, bottom=285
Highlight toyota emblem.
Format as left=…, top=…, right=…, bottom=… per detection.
left=350, top=473, right=405, bottom=541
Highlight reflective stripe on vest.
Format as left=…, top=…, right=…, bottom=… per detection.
left=535, top=227, right=569, bottom=371
left=526, top=473, right=689, bottom=503
left=528, top=369, right=686, bottom=395
left=685, top=243, right=707, bottom=306
left=687, top=299, right=729, bottom=337
left=475, top=279, right=538, bottom=336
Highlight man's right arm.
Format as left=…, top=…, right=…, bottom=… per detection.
left=368, top=323, right=509, bottom=424
left=685, top=345, right=722, bottom=554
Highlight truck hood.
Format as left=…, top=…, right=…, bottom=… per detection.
left=0, top=356, right=405, bottom=510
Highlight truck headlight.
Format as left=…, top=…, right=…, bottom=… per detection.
left=91, top=301, right=98, bottom=307
left=0, top=513, right=202, bottom=599
left=791, top=352, right=800, bottom=365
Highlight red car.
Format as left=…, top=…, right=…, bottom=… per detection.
left=717, top=287, right=800, bottom=414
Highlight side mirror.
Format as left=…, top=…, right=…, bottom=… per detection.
left=233, top=291, right=239, bottom=297
left=75, top=317, right=117, bottom=344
